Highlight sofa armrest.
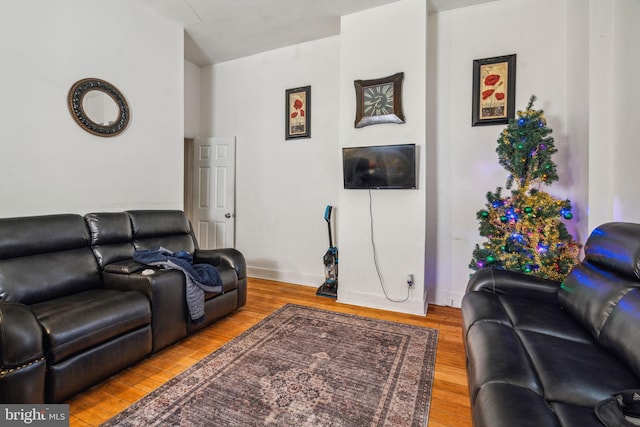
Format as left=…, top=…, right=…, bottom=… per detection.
left=102, top=270, right=188, bottom=352
left=0, top=302, right=46, bottom=403
left=194, top=248, right=246, bottom=280
left=467, top=268, right=560, bottom=303
left=103, top=259, right=147, bottom=274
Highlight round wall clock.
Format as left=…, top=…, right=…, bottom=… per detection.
left=354, top=72, right=404, bottom=128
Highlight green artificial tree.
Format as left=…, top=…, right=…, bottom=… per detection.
left=469, top=95, right=580, bottom=281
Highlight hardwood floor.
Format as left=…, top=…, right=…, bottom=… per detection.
left=67, top=278, right=472, bottom=426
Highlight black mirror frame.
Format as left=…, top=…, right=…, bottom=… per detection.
left=67, top=78, right=130, bottom=137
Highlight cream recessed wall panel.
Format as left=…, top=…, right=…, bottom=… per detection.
left=338, top=0, right=428, bottom=315
left=204, top=36, right=341, bottom=286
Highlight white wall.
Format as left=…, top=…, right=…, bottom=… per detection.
left=429, top=0, right=591, bottom=306
left=337, top=0, right=428, bottom=315
left=195, top=0, right=429, bottom=315
left=189, top=0, right=639, bottom=312
left=0, top=0, right=184, bottom=217
left=4, top=0, right=637, bottom=311
left=588, top=0, right=640, bottom=229
left=610, top=0, right=640, bottom=223
left=184, top=60, right=201, bottom=139
left=202, top=37, right=341, bottom=286
left=175, top=0, right=640, bottom=312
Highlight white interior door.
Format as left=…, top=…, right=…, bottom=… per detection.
left=191, top=137, right=236, bottom=249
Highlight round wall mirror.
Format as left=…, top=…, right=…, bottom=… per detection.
left=68, top=78, right=130, bottom=137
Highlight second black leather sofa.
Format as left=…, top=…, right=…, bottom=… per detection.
left=0, top=210, right=246, bottom=404
left=462, top=222, right=640, bottom=427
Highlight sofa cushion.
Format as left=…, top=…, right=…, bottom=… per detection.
left=462, top=291, right=593, bottom=345
left=203, top=265, right=238, bottom=300
left=127, top=210, right=196, bottom=252
left=558, top=222, right=640, bottom=344
left=461, top=290, right=512, bottom=331
left=558, top=262, right=636, bottom=339
left=473, top=382, right=605, bottom=427
left=466, top=321, right=543, bottom=402
left=464, top=292, right=600, bottom=403
left=518, top=329, right=638, bottom=406
left=550, top=402, right=605, bottom=427
left=30, top=289, right=151, bottom=364
left=581, top=222, right=640, bottom=279
left=85, top=212, right=135, bottom=268
left=599, top=288, right=640, bottom=378
left=472, top=383, right=562, bottom=427
left=85, top=212, right=132, bottom=246
left=0, top=214, right=102, bottom=305
left=0, top=214, right=89, bottom=259
left=0, top=248, right=101, bottom=305
left=497, top=293, right=592, bottom=342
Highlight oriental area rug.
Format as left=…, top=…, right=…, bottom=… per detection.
left=101, top=304, right=438, bottom=427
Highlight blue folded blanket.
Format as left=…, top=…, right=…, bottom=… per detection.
left=134, top=247, right=223, bottom=322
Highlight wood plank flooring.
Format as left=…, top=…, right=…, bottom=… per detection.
left=67, top=278, right=472, bottom=426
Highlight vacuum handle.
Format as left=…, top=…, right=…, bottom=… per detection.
left=324, top=205, right=332, bottom=222
left=324, top=205, right=334, bottom=248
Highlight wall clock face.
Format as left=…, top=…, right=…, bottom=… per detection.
left=363, top=83, right=394, bottom=117
left=354, top=72, right=404, bottom=128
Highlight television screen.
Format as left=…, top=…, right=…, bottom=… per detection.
left=342, top=144, right=416, bottom=189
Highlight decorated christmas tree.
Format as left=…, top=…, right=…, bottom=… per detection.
left=469, top=95, right=580, bottom=281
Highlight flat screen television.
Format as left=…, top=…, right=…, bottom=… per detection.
left=342, top=144, right=417, bottom=189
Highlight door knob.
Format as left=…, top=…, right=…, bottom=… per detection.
left=225, top=213, right=232, bottom=218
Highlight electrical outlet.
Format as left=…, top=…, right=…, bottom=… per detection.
left=406, top=274, right=414, bottom=287
left=445, top=298, right=454, bottom=307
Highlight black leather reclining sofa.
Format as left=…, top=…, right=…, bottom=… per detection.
left=0, top=210, right=246, bottom=404
left=462, top=222, right=640, bottom=426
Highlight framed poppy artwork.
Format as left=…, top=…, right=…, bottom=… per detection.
left=285, top=86, right=310, bottom=139
left=472, top=54, right=516, bottom=126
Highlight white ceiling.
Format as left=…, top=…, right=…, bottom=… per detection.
left=138, top=0, right=498, bottom=66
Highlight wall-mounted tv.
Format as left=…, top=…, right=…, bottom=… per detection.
left=342, top=144, right=417, bottom=189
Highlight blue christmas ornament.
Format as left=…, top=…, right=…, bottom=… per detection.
left=511, top=233, right=525, bottom=244
left=560, top=207, right=574, bottom=220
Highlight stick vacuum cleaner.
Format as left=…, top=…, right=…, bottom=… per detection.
left=317, top=205, right=338, bottom=298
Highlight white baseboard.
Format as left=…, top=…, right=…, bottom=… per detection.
left=248, top=266, right=322, bottom=288
left=427, top=288, right=465, bottom=308
left=337, top=288, right=426, bottom=316
left=249, top=266, right=441, bottom=315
